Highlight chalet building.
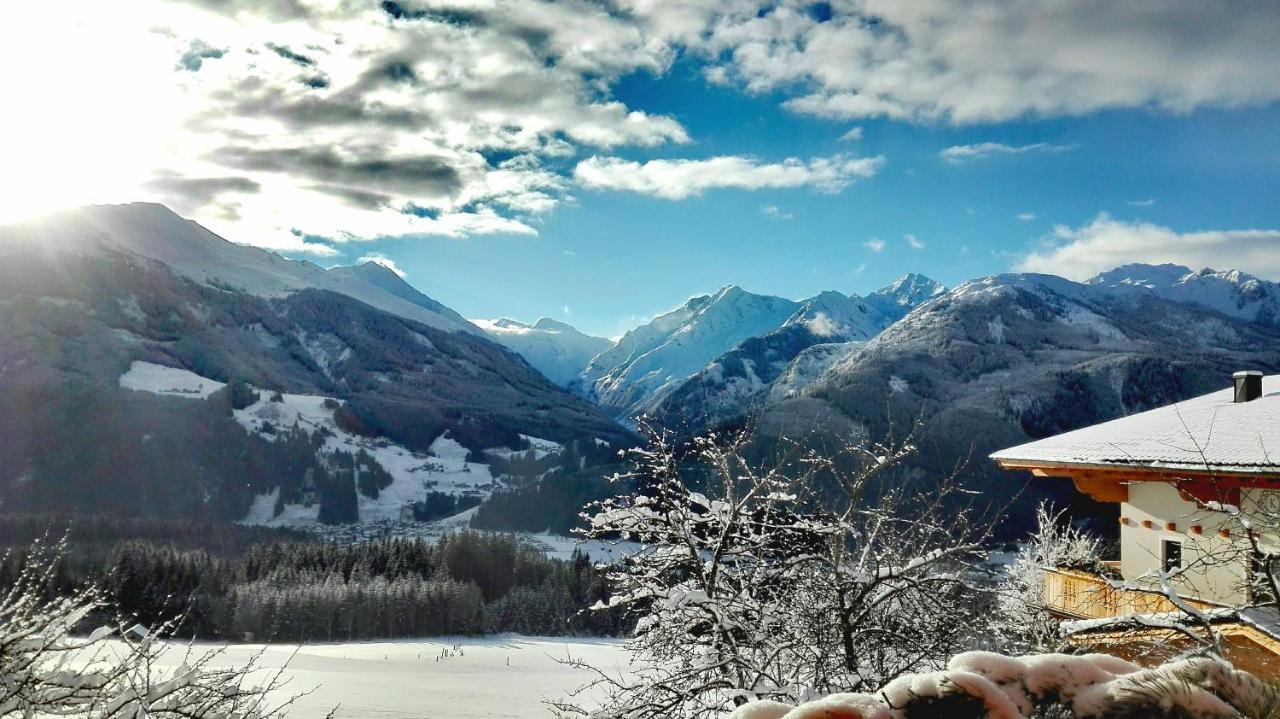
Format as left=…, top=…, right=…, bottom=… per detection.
left=992, top=371, right=1280, bottom=675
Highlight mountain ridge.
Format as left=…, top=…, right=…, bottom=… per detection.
left=648, top=275, right=946, bottom=427
left=5, top=203, right=484, bottom=335
left=471, top=316, right=612, bottom=387
left=0, top=204, right=630, bottom=528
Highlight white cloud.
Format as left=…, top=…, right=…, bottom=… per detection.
left=1017, top=214, right=1280, bottom=280
left=680, top=1, right=1280, bottom=123
left=940, top=142, right=1076, bottom=164
left=838, top=126, right=863, bottom=141
left=358, top=253, right=407, bottom=278
left=854, top=263, right=867, bottom=275
left=762, top=204, right=793, bottom=220
left=573, top=154, right=883, bottom=199
left=1127, top=198, right=1158, bottom=207
left=0, top=0, right=691, bottom=245
left=904, top=234, right=924, bottom=250
left=1017, top=213, right=1037, bottom=222
left=563, top=304, right=572, bottom=316
left=863, top=238, right=886, bottom=252
left=7, top=0, right=1273, bottom=251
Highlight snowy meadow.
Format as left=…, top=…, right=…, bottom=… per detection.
left=131, top=636, right=631, bottom=719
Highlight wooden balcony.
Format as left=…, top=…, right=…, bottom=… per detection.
left=1043, top=566, right=1280, bottom=676
left=1042, top=566, right=1219, bottom=620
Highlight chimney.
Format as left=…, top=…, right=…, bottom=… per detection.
left=1233, top=370, right=1263, bottom=403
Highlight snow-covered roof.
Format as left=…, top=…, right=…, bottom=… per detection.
left=991, top=375, right=1280, bottom=475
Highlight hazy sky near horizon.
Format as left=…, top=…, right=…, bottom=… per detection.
left=3, top=1, right=1279, bottom=336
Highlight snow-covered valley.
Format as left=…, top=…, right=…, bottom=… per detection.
left=130, top=636, right=633, bottom=719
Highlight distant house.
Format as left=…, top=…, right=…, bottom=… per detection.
left=992, top=371, right=1280, bottom=675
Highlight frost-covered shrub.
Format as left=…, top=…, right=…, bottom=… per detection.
left=997, top=503, right=1107, bottom=653
left=556, top=421, right=991, bottom=719
left=0, top=538, right=290, bottom=719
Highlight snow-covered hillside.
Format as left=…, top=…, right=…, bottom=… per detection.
left=118, top=360, right=560, bottom=527
left=473, top=317, right=612, bottom=387
left=577, top=286, right=802, bottom=418
left=10, top=203, right=481, bottom=334
left=1089, top=262, right=1280, bottom=324
left=1, top=206, right=631, bottom=530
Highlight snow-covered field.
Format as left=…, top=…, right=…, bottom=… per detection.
left=161, top=636, right=631, bottom=719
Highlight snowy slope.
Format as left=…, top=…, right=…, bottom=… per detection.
left=119, top=361, right=557, bottom=526
left=780, top=291, right=886, bottom=341
left=1088, top=263, right=1280, bottom=325
left=8, top=203, right=481, bottom=334
left=327, top=261, right=479, bottom=333
left=472, top=317, right=612, bottom=387
left=577, top=286, right=802, bottom=418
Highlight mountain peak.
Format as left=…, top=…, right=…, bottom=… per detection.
left=489, top=317, right=530, bottom=330
left=873, top=273, right=945, bottom=300
left=475, top=317, right=612, bottom=387
left=712, top=284, right=747, bottom=301
left=532, top=317, right=579, bottom=333
left=1087, top=263, right=1193, bottom=288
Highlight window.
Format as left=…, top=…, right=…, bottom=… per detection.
left=1251, top=551, right=1279, bottom=603
left=1162, top=540, right=1182, bottom=573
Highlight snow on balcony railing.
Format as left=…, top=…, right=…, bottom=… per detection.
left=1043, top=567, right=1219, bottom=620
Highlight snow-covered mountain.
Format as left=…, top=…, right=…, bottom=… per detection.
left=472, top=317, right=612, bottom=387
left=0, top=204, right=630, bottom=527
left=576, top=286, right=802, bottom=419
left=720, top=270, right=1280, bottom=534
left=650, top=276, right=945, bottom=427
left=1088, top=262, right=1280, bottom=325
left=13, top=203, right=482, bottom=335
left=327, top=260, right=479, bottom=333
left=864, top=272, right=948, bottom=319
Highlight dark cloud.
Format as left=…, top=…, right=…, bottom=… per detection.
left=380, top=0, right=486, bottom=28
left=301, top=74, right=330, bottom=89
left=380, top=1, right=427, bottom=21
left=172, top=0, right=312, bottom=21
left=213, top=83, right=432, bottom=129
left=381, top=61, right=418, bottom=85
left=402, top=202, right=440, bottom=220
left=141, top=173, right=261, bottom=215
left=288, top=228, right=338, bottom=251
left=308, top=184, right=394, bottom=210
left=266, top=43, right=316, bottom=67
left=219, top=146, right=462, bottom=197
left=177, top=39, right=225, bottom=72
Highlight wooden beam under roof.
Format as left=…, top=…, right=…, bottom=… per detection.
left=996, top=459, right=1280, bottom=504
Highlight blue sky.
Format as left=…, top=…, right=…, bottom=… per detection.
left=347, top=66, right=1280, bottom=337
left=4, top=1, right=1279, bottom=337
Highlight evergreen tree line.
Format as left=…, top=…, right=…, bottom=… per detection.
left=0, top=529, right=628, bottom=642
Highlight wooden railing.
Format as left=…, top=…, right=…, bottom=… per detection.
left=1042, top=567, right=1219, bottom=619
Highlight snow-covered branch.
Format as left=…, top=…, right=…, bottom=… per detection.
left=559, top=419, right=993, bottom=718
left=0, top=538, right=297, bottom=719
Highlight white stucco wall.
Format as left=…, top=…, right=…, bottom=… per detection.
left=1117, top=482, right=1280, bottom=606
